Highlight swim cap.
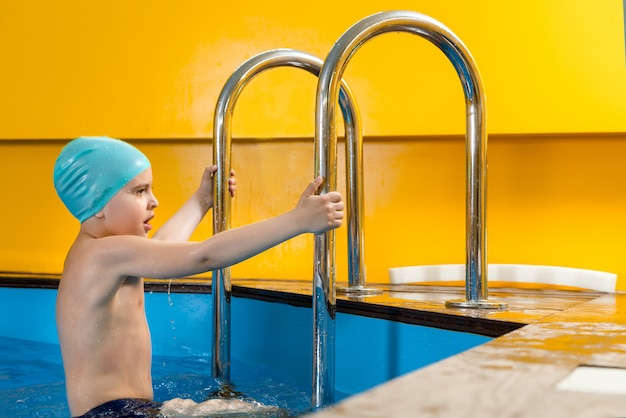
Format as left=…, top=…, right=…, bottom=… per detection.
left=53, top=136, right=151, bottom=222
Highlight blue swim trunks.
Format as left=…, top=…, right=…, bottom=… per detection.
left=74, top=398, right=163, bottom=417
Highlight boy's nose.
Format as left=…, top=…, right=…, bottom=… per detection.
left=149, top=194, right=159, bottom=209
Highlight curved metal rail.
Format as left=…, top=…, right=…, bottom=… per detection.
left=211, top=49, right=366, bottom=388
left=313, top=10, right=506, bottom=405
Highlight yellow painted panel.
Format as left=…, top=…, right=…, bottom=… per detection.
left=0, top=1, right=624, bottom=139
left=3, top=135, right=626, bottom=291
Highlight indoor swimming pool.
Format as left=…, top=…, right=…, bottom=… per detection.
left=0, top=285, right=491, bottom=416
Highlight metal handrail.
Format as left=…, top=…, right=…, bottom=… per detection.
left=314, top=11, right=507, bottom=404
left=211, top=49, right=363, bottom=392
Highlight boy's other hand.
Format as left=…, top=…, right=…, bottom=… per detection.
left=296, top=176, right=344, bottom=234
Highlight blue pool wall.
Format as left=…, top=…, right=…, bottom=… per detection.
left=0, top=287, right=490, bottom=396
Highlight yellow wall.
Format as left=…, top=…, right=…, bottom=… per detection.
left=1, top=1, right=624, bottom=138
left=1, top=1, right=626, bottom=290
left=4, top=135, right=626, bottom=289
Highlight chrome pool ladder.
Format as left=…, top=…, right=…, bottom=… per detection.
left=314, top=12, right=507, bottom=377
left=211, top=49, right=366, bottom=394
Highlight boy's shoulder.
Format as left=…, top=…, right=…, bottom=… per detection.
left=61, top=234, right=142, bottom=293
left=65, top=233, right=127, bottom=271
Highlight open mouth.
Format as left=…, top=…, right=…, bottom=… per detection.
left=144, top=215, right=154, bottom=231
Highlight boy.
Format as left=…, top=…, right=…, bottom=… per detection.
left=53, top=136, right=344, bottom=417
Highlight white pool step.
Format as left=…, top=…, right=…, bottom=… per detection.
left=389, top=264, right=617, bottom=292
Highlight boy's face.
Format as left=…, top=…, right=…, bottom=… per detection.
left=98, top=168, right=159, bottom=237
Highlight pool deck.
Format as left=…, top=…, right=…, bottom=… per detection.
left=231, top=279, right=626, bottom=417
left=3, top=275, right=626, bottom=416
left=287, top=281, right=626, bottom=418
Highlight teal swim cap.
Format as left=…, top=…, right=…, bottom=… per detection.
left=53, top=136, right=151, bottom=223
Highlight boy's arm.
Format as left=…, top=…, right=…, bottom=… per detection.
left=99, top=177, right=342, bottom=280
left=152, top=166, right=236, bottom=241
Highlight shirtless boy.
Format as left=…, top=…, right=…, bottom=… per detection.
left=53, top=136, right=344, bottom=417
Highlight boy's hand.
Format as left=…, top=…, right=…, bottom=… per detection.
left=295, top=177, right=344, bottom=234
left=199, top=165, right=237, bottom=208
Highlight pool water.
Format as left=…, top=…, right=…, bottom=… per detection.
left=0, top=337, right=66, bottom=417
left=0, top=287, right=492, bottom=417
left=0, top=337, right=312, bottom=417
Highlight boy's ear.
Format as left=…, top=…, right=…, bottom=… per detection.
left=94, top=210, right=105, bottom=220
